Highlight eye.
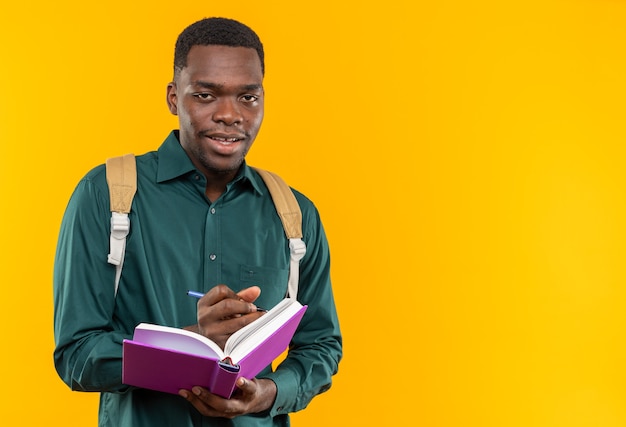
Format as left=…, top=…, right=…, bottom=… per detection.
left=239, top=94, right=258, bottom=103
left=192, top=92, right=214, bottom=101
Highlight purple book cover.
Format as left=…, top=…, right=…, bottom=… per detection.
left=122, top=304, right=307, bottom=398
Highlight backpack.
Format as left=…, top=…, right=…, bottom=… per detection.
left=105, top=153, right=306, bottom=300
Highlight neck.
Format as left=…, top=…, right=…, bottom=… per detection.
left=203, top=168, right=240, bottom=202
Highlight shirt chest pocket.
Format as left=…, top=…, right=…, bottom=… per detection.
left=239, top=264, right=289, bottom=305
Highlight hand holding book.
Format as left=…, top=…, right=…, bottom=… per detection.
left=179, top=375, right=278, bottom=418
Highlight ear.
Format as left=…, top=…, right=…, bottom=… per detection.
left=166, top=82, right=178, bottom=115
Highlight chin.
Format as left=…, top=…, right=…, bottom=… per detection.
left=205, top=160, right=245, bottom=175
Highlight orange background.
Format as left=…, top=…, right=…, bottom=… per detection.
left=2, top=1, right=626, bottom=425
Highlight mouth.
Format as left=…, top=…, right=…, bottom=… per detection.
left=202, top=132, right=247, bottom=156
left=210, top=136, right=242, bottom=144
left=206, top=133, right=245, bottom=145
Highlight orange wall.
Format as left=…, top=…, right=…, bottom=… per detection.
left=2, top=1, right=626, bottom=426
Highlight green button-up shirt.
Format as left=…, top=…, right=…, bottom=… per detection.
left=53, top=131, right=342, bottom=427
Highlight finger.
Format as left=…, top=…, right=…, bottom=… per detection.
left=178, top=389, right=221, bottom=418
left=201, top=284, right=239, bottom=306
left=235, top=377, right=256, bottom=395
left=188, top=386, right=243, bottom=419
left=214, top=310, right=265, bottom=332
left=236, top=286, right=261, bottom=303
left=199, top=296, right=259, bottom=320
left=197, top=309, right=265, bottom=349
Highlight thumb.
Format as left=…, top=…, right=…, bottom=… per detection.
left=237, top=286, right=261, bottom=303
left=236, top=377, right=256, bottom=394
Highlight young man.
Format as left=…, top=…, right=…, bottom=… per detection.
left=53, top=17, right=342, bottom=426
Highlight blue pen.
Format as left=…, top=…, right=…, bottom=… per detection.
left=186, top=290, right=206, bottom=299
left=187, top=290, right=268, bottom=312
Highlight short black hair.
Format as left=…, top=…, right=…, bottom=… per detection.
left=173, top=17, right=264, bottom=78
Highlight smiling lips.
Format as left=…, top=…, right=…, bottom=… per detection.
left=211, top=136, right=242, bottom=143
left=206, top=134, right=245, bottom=145
left=204, top=134, right=246, bottom=156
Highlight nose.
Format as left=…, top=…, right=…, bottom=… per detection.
left=212, top=97, right=242, bottom=126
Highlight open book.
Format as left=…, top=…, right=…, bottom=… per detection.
left=122, top=298, right=307, bottom=398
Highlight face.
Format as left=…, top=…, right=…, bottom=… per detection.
left=167, top=45, right=264, bottom=178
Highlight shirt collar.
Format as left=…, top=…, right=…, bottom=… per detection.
left=156, top=131, right=196, bottom=183
left=156, top=130, right=264, bottom=196
left=239, top=163, right=265, bottom=196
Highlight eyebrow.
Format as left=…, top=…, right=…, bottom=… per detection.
left=192, top=81, right=263, bottom=92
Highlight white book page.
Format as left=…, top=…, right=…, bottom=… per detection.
left=225, top=298, right=303, bottom=362
left=133, top=323, right=226, bottom=360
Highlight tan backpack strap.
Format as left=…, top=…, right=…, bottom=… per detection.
left=105, top=154, right=137, bottom=296
left=106, top=153, right=137, bottom=214
left=253, top=167, right=306, bottom=300
left=252, top=168, right=302, bottom=239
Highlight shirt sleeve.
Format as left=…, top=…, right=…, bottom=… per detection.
left=258, top=197, right=343, bottom=415
left=53, top=173, right=131, bottom=392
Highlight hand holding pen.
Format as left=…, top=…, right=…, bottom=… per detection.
left=183, top=285, right=266, bottom=350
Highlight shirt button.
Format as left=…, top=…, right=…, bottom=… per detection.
left=194, top=174, right=200, bottom=180
left=209, top=254, right=217, bottom=261
left=210, top=208, right=216, bottom=214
